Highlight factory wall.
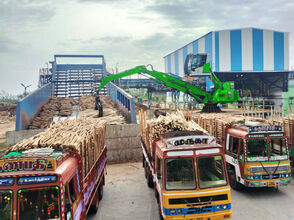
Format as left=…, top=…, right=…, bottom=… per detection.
left=15, top=83, right=52, bottom=130
left=164, top=28, right=289, bottom=75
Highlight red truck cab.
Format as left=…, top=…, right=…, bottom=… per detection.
left=0, top=147, right=106, bottom=220
left=224, top=122, right=291, bottom=189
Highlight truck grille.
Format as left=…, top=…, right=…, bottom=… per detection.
left=248, top=165, right=289, bottom=173
left=169, top=194, right=228, bottom=205
left=262, top=174, right=280, bottom=179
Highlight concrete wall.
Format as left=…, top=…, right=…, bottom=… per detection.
left=6, top=129, right=45, bottom=146
left=105, top=124, right=141, bottom=164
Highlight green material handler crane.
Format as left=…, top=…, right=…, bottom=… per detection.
left=97, top=53, right=239, bottom=113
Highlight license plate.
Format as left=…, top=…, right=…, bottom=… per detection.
left=268, top=181, right=276, bottom=187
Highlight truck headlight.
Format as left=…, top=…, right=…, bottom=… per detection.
left=223, top=204, right=227, bottom=209
left=170, top=209, right=176, bottom=214
left=177, top=209, right=182, bottom=214
left=216, top=205, right=221, bottom=210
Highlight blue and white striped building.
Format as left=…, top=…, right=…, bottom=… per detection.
left=164, top=28, right=289, bottom=76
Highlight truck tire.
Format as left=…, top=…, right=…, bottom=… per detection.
left=228, top=167, right=242, bottom=190
left=144, top=161, right=148, bottom=179
left=147, top=170, right=154, bottom=188
left=98, top=183, right=103, bottom=201
left=89, top=192, right=99, bottom=214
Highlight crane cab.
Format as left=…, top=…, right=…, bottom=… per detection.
left=184, top=53, right=211, bottom=77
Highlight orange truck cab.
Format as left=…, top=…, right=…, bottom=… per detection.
left=142, top=131, right=232, bottom=220
left=224, top=122, right=291, bottom=189
left=0, top=146, right=106, bottom=220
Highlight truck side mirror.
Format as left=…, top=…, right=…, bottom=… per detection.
left=157, top=172, right=161, bottom=180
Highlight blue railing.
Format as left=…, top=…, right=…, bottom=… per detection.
left=15, top=83, right=52, bottom=130
left=107, top=82, right=137, bottom=123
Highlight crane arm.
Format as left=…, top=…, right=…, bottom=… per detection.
left=98, top=65, right=211, bottom=103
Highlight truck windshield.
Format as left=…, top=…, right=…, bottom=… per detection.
left=0, top=190, right=12, bottom=220
left=165, top=158, right=196, bottom=190
left=18, top=186, right=60, bottom=220
left=197, top=155, right=227, bottom=189
left=269, top=138, right=287, bottom=156
left=247, top=139, right=268, bottom=157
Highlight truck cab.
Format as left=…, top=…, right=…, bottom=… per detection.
left=224, top=121, right=291, bottom=189
left=0, top=147, right=106, bottom=220
left=143, top=131, right=232, bottom=220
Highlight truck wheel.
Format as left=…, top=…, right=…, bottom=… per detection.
left=147, top=171, right=154, bottom=188
left=89, top=192, right=99, bottom=214
left=98, top=183, right=103, bottom=201
left=144, top=161, right=148, bottom=179
left=228, top=167, right=242, bottom=190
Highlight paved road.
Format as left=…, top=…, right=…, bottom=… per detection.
left=87, top=162, right=294, bottom=220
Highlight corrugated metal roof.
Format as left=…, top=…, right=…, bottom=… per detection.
left=163, top=27, right=289, bottom=58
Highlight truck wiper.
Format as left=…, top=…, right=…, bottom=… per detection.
left=272, top=160, right=280, bottom=176
left=259, top=161, right=270, bottom=176
left=259, top=160, right=280, bottom=177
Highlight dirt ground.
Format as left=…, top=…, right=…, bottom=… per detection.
left=0, top=112, right=15, bottom=150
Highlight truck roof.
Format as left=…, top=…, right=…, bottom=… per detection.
left=156, top=131, right=221, bottom=153
left=230, top=121, right=283, bottom=135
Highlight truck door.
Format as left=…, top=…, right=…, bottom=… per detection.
left=227, top=135, right=239, bottom=161
left=156, top=156, right=162, bottom=187
left=65, top=175, right=79, bottom=220
left=64, top=184, right=72, bottom=220
left=238, top=139, right=245, bottom=178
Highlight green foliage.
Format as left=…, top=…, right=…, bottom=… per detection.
left=0, top=90, right=24, bottom=104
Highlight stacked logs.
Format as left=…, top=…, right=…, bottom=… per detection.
left=139, top=109, right=208, bottom=154
left=8, top=117, right=107, bottom=177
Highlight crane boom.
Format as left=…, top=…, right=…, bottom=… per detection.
left=98, top=63, right=238, bottom=106
left=98, top=52, right=239, bottom=113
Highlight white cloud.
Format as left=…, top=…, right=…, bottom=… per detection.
left=0, top=0, right=293, bottom=94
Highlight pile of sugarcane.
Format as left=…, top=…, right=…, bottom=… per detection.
left=139, top=110, right=208, bottom=154
left=79, top=95, right=124, bottom=119
left=282, top=114, right=294, bottom=145
left=192, top=113, right=268, bottom=144
left=9, top=118, right=106, bottom=152
left=29, top=97, right=76, bottom=129
left=79, top=95, right=95, bottom=110
left=8, top=117, right=107, bottom=176
left=80, top=109, right=125, bottom=124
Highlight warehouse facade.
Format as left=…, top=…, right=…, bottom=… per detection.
left=164, top=27, right=290, bottom=99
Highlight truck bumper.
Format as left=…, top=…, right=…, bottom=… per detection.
left=244, top=178, right=290, bottom=187
left=164, top=210, right=232, bottom=220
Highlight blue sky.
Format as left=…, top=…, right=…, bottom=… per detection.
left=0, top=0, right=293, bottom=94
